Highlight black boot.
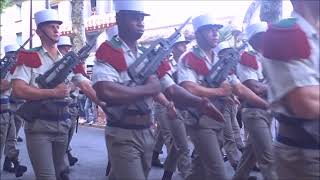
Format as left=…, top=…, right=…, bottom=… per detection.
left=67, top=150, right=78, bottom=166
left=3, top=156, right=15, bottom=173
left=162, top=170, right=173, bottom=180
left=105, top=161, right=111, bottom=176
left=152, top=151, right=163, bottom=168
left=11, top=158, right=27, bottom=177
left=17, top=136, right=23, bottom=142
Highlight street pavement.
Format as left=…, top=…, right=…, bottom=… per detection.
left=1, top=125, right=262, bottom=180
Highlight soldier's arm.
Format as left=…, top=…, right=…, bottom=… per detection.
left=93, top=75, right=160, bottom=106
left=164, top=84, right=225, bottom=122
left=232, top=82, right=268, bottom=109
left=242, top=79, right=268, bottom=96
left=180, top=81, right=231, bottom=98
left=12, top=79, right=68, bottom=100
left=154, top=92, right=172, bottom=107
left=75, top=80, right=105, bottom=107
left=0, top=79, right=11, bottom=92
left=284, top=86, right=320, bottom=120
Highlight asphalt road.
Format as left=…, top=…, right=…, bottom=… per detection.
left=1, top=125, right=262, bottom=180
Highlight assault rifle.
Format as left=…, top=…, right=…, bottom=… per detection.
left=187, top=42, right=247, bottom=121
left=36, top=38, right=97, bottom=89
left=127, top=17, right=192, bottom=114
left=204, top=42, right=247, bottom=88
left=0, top=34, right=35, bottom=79
left=106, top=18, right=191, bottom=121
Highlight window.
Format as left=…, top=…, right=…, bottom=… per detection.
left=90, top=0, right=97, bottom=15
left=15, top=4, right=22, bottom=22
left=16, top=32, right=22, bottom=45
left=51, top=5, right=58, bottom=11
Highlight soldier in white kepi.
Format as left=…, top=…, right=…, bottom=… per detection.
left=92, top=1, right=224, bottom=179
left=11, top=9, right=87, bottom=180
left=178, top=13, right=269, bottom=180
left=57, top=36, right=104, bottom=171
left=233, top=22, right=277, bottom=180
left=261, top=0, right=319, bottom=179
left=1, top=44, right=27, bottom=178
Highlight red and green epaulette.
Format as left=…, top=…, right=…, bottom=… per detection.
left=263, top=18, right=311, bottom=61
left=96, top=37, right=171, bottom=79
left=10, top=47, right=42, bottom=74
left=239, top=51, right=258, bottom=70
left=181, top=47, right=209, bottom=76
left=95, top=38, right=127, bottom=72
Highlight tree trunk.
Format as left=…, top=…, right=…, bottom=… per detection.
left=259, top=0, right=282, bottom=23
left=71, top=0, right=85, bottom=51
left=243, top=0, right=261, bottom=28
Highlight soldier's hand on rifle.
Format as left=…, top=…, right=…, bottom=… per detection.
left=52, top=83, right=71, bottom=98
left=198, top=97, right=225, bottom=122
left=219, top=82, right=232, bottom=96
left=145, top=75, right=161, bottom=96
left=165, top=101, right=178, bottom=120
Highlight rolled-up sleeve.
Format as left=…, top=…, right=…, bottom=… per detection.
left=160, top=74, right=175, bottom=91
left=237, top=64, right=259, bottom=83
left=262, top=58, right=319, bottom=103
left=11, top=65, right=32, bottom=84
left=177, top=63, right=198, bottom=84
left=227, top=74, right=241, bottom=86
left=92, top=61, right=120, bottom=85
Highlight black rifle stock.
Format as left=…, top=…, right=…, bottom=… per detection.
left=0, top=34, right=35, bottom=79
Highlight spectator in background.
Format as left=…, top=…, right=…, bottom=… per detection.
left=84, top=97, right=97, bottom=125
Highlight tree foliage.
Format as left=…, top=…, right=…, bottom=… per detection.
left=0, top=0, right=10, bottom=13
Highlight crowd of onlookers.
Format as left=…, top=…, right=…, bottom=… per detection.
left=77, top=92, right=100, bottom=125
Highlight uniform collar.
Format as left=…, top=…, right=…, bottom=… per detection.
left=114, top=35, right=143, bottom=56
left=194, top=45, right=215, bottom=64
left=291, top=11, right=318, bottom=40
left=40, top=46, right=63, bottom=61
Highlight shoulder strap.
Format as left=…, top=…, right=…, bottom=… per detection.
left=263, top=18, right=311, bottom=61
left=240, top=51, right=258, bottom=70
left=181, top=51, right=209, bottom=76
left=95, top=40, right=127, bottom=72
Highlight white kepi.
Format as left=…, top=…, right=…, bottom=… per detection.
left=34, top=9, right=62, bottom=26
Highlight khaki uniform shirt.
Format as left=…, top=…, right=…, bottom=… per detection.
left=261, top=12, right=319, bottom=117
left=12, top=47, right=86, bottom=91
left=92, top=36, right=175, bottom=109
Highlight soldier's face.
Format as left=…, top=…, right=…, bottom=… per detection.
left=197, top=26, right=220, bottom=48
left=120, top=13, right=145, bottom=40
left=37, top=22, right=60, bottom=43
left=172, top=42, right=188, bottom=59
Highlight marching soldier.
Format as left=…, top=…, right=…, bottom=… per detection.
left=214, top=41, right=243, bottom=170
left=11, top=9, right=88, bottom=180
left=57, top=36, right=104, bottom=169
left=262, top=0, right=319, bottom=179
left=158, top=35, right=193, bottom=180
left=177, top=13, right=269, bottom=180
left=233, top=22, right=277, bottom=180
left=1, top=44, right=27, bottom=177
left=92, top=1, right=224, bottom=179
